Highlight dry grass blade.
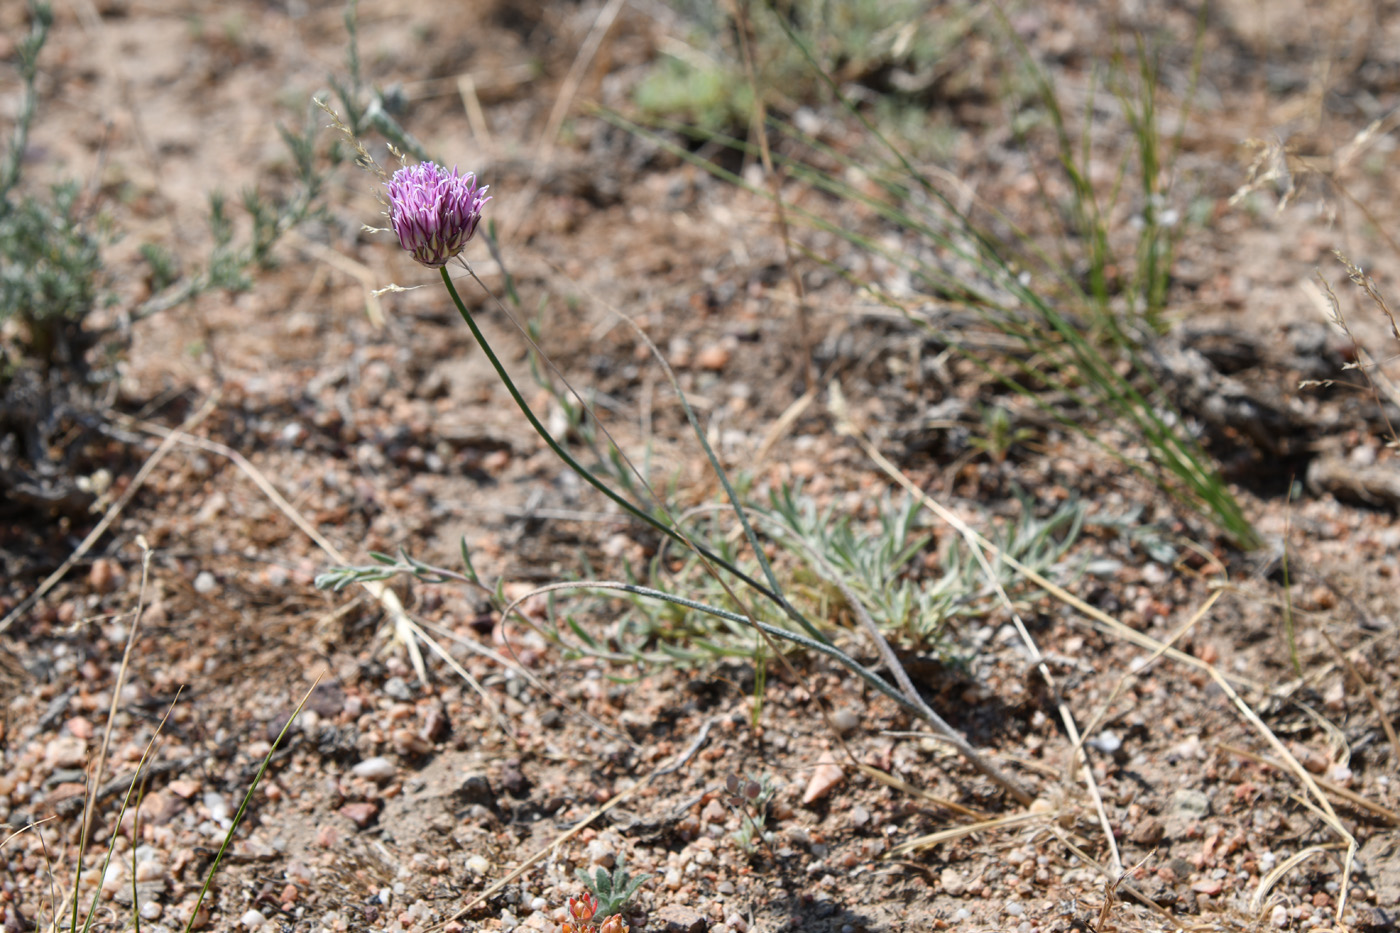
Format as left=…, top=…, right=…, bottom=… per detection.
left=854, top=763, right=988, bottom=819
left=885, top=811, right=1046, bottom=859
left=1218, top=743, right=1399, bottom=825
left=1202, top=667, right=1357, bottom=921
left=63, top=537, right=154, bottom=932
left=501, top=0, right=625, bottom=241
left=1320, top=629, right=1400, bottom=767
left=286, top=229, right=385, bottom=326
left=1051, top=832, right=1183, bottom=928
left=1251, top=843, right=1345, bottom=913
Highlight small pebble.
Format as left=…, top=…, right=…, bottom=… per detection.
left=240, top=908, right=266, bottom=928
left=1006, top=902, right=1024, bottom=917
left=203, top=791, right=231, bottom=823
left=829, top=709, right=860, bottom=734
left=696, top=343, right=731, bottom=370
left=384, top=677, right=414, bottom=701
left=802, top=755, right=844, bottom=804
left=352, top=757, right=397, bottom=783
left=194, top=571, right=219, bottom=595
left=45, top=736, right=88, bottom=769
left=940, top=868, right=966, bottom=897
left=1088, top=730, right=1121, bottom=754
left=89, top=558, right=122, bottom=594
left=338, top=802, right=379, bottom=828
left=585, top=836, right=616, bottom=868
left=65, top=717, right=94, bottom=740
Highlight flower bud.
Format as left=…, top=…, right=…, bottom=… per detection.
left=568, top=892, right=598, bottom=923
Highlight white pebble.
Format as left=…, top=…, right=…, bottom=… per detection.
left=1088, top=731, right=1121, bottom=754
left=139, top=901, right=162, bottom=920
left=531, top=897, right=548, bottom=912
left=1006, top=902, right=1025, bottom=917
left=194, top=571, right=218, bottom=594
left=586, top=836, right=616, bottom=868
left=467, top=854, right=491, bottom=875
left=240, top=909, right=266, bottom=928
left=352, top=757, right=397, bottom=783
left=203, top=791, right=230, bottom=823
left=830, top=709, right=860, bottom=734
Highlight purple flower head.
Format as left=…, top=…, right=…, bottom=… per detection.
left=385, top=162, right=490, bottom=267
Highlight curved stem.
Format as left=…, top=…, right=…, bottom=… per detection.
left=439, top=266, right=788, bottom=608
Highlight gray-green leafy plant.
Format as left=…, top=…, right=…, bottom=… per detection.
left=575, top=858, right=650, bottom=920
left=0, top=4, right=105, bottom=371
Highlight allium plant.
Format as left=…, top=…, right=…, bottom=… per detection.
left=385, top=162, right=488, bottom=267
left=357, top=159, right=1035, bottom=806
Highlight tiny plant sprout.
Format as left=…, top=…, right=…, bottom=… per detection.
left=726, top=773, right=778, bottom=855
left=384, top=162, right=490, bottom=267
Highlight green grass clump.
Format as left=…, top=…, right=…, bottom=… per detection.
left=617, top=2, right=1259, bottom=550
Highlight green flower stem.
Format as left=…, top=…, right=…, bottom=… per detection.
left=438, top=267, right=787, bottom=610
